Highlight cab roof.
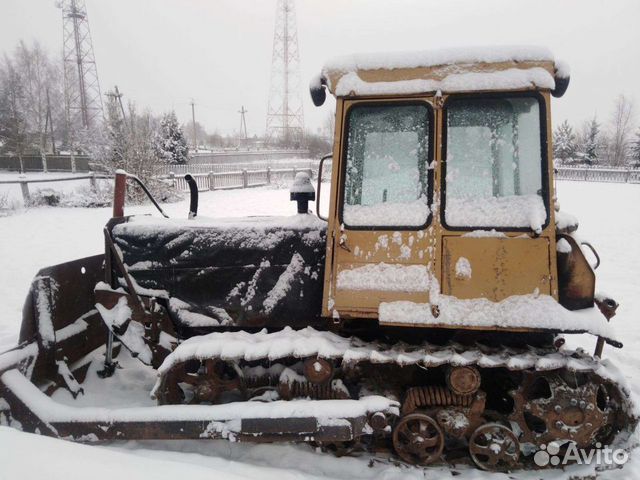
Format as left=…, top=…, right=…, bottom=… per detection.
left=310, top=45, right=569, bottom=105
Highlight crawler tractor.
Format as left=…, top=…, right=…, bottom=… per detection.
left=0, top=46, right=636, bottom=472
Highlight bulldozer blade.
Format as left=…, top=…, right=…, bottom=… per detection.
left=0, top=368, right=394, bottom=443
left=13, top=254, right=106, bottom=386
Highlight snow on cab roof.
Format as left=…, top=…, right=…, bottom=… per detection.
left=310, top=45, right=570, bottom=103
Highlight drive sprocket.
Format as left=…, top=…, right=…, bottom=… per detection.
left=509, top=370, right=614, bottom=448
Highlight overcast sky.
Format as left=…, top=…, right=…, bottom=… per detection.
left=2, top=0, right=639, bottom=137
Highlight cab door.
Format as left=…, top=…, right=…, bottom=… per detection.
left=438, top=93, right=555, bottom=303
left=322, top=99, right=437, bottom=319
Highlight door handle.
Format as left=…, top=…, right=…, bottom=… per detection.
left=339, top=235, right=351, bottom=252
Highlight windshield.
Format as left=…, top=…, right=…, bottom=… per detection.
left=342, top=103, right=432, bottom=228
left=443, top=95, right=547, bottom=232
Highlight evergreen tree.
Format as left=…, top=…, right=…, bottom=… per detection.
left=582, top=117, right=601, bottom=165
left=553, top=120, right=577, bottom=163
left=156, top=112, right=189, bottom=164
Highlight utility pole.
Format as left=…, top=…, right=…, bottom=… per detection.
left=239, top=106, right=248, bottom=144
left=45, top=88, right=57, bottom=155
left=114, top=86, right=128, bottom=129
left=190, top=100, right=198, bottom=152
left=105, top=86, right=129, bottom=132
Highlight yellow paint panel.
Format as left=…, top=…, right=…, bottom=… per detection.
left=334, top=262, right=430, bottom=313
left=334, top=290, right=428, bottom=316
left=442, top=237, right=551, bottom=301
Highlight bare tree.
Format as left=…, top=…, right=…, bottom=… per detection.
left=0, top=41, right=64, bottom=162
left=608, top=95, right=635, bottom=166
left=631, top=128, right=640, bottom=166
left=0, top=55, right=28, bottom=171
left=182, top=120, right=208, bottom=151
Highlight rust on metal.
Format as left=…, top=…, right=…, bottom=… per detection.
left=594, top=296, right=619, bottom=357
left=112, top=170, right=126, bottom=218
left=469, top=423, right=520, bottom=471
left=402, top=385, right=474, bottom=414
left=392, top=413, right=444, bottom=465
left=446, top=365, right=481, bottom=396
left=303, top=357, right=334, bottom=384
left=556, top=233, right=596, bottom=310
left=509, top=371, right=611, bottom=448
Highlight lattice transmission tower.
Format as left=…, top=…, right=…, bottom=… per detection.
left=266, top=0, right=304, bottom=147
left=59, top=0, right=104, bottom=131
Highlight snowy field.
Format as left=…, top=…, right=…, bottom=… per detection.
left=0, top=176, right=639, bottom=479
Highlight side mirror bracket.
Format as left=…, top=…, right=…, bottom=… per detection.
left=316, top=153, right=332, bottom=221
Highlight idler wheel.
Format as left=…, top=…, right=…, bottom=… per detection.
left=469, top=423, right=520, bottom=471
left=392, top=413, right=444, bottom=465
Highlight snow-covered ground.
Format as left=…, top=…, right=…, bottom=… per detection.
left=0, top=176, right=639, bottom=479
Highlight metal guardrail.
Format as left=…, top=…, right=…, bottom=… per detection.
left=0, top=155, right=92, bottom=172
left=0, top=173, right=111, bottom=204
left=166, top=167, right=313, bottom=192
left=1, top=166, right=315, bottom=206
left=556, top=167, right=640, bottom=184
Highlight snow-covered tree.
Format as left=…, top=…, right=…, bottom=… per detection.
left=582, top=117, right=601, bottom=165
left=83, top=94, right=179, bottom=201
left=553, top=120, right=577, bottom=163
left=0, top=57, right=29, bottom=171
left=631, top=128, right=640, bottom=166
left=155, top=111, right=189, bottom=164
left=0, top=41, right=65, bottom=156
left=608, top=95, right=634, bottom=166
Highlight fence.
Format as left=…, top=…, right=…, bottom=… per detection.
left=0, top=173, right=110, bottom=205
left=0, top=155, right=92, bottom=173
left=189, top=150, right=309, bottom=164
left=556, top=167, right=640, bottom=184
left=160, top=159, right=318, bottom=175
left=0, top=151, right=311, bottom=173
left=168, top=167, right=313, bottom=192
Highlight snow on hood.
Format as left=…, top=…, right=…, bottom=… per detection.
left=121, top=214, right=327, bottom=232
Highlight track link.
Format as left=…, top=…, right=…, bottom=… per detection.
left=153, top=327, right=636, bottom=470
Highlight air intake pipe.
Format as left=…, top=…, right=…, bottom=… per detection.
left=184, top=174, right=198, bottom=219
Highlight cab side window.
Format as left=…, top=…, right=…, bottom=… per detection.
left=342, top=103, right=432, bottom=228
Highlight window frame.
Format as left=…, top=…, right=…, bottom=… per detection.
left=338, top=100, right=435, bottom=231
left=440, top=91, right=551, bottom=232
